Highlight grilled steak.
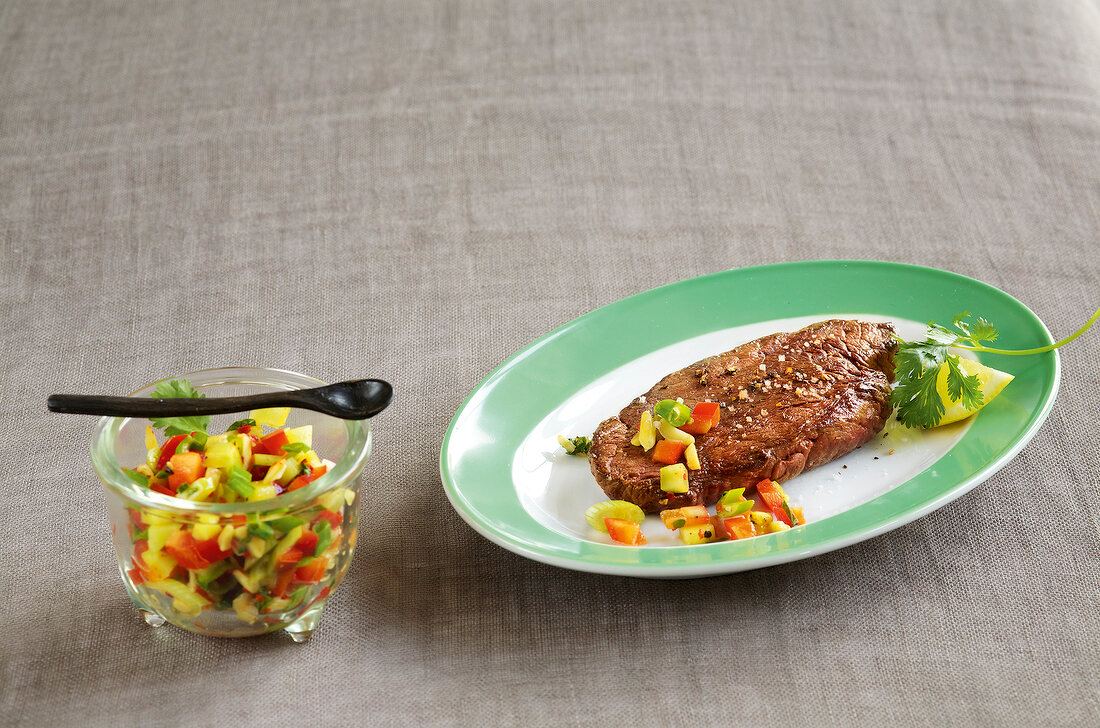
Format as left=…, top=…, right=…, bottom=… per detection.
left=588, top=320, right=898, bottom=513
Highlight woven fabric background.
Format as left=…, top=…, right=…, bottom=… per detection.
left=2, top=1, right=1098, bottom=726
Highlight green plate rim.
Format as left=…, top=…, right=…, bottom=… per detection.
left=439, top=261, right=1060, bottom=578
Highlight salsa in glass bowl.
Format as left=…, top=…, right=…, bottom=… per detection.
left=90, top=368, right=373, bottom=641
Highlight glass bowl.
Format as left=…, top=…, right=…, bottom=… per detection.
left=90, top=368, right=373, bottom=641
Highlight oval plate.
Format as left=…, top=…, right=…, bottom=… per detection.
left=440, top=261, right=1060, bottom=578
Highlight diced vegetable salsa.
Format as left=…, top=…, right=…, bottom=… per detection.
left=566, top=400, right=806, bottom=548
left=613, top=398, right=723, bottom=491
left=127, top=418, right=330, bottom=503
left=120, top=397, right=355, bottom=631
left=584, top=500, right=644, bottom=533
left=604, top=517, right=647, bottom=545
left=585, top=480, right=805, bottom=547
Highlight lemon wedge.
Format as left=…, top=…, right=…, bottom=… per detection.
left=934, top=357, right=1014, bottom=425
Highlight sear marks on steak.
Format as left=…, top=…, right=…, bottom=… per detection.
left=588, top=320, right=898, bottom=513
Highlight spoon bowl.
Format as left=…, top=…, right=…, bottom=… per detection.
left=48, top=378, right=393, bottom=420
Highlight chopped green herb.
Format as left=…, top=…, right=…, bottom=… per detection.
left=195, top=561, right=229, bottom=586
left=559, top=435, right=592, bottom=456
left=312, top=519, right=332, bottom=557
left=226, top=465, right=255, bottom=498
left=781, top=500, right=799, bottom=526
left=718, top=500, right=753, bottom=517
left=269, top=515, right=306, bottom=533
left=248, top=521, right=275, bottom=540
left=122, top=468, right=149, bottom=487
left=654, top=399, right=691, bottom=427
left=281, top=442, right=310, bottom=455
left=716, top=488, right=747, bottom=507
left=287, top=585, right=309, bottom=608
left=177, top=431, right=208, bottom=452
left=227, top=418, right=257, bottom=432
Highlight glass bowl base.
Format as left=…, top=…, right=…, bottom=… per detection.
left=283, top=601, right=326, bottom=643
left=130, top=596, right=330, bottom=641
left=140, top=608, right=167, bottom=627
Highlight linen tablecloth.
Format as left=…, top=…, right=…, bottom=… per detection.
left=2, top=2, right=1097, bottom=725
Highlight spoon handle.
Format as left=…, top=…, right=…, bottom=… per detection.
left=47, top=390, right=318, bottom=418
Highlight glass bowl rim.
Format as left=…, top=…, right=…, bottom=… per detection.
left=90, top=367, right=372, bottom=514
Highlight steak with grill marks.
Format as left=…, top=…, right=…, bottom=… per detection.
left=588, top=320, right=898, bottom=513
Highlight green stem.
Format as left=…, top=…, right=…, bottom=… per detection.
left=956, top=307, right=1099, bottom=356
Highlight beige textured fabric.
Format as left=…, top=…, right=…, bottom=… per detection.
left=2, top=1, right=1098, bottom=725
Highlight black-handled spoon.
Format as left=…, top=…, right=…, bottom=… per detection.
left=48, top=379, right=393, bottom=420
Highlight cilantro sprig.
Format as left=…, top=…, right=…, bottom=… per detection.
left=149, top=379, right=211, bottom=436
left=891, top=308, right=1099, bottom=429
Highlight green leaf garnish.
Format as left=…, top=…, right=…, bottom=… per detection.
left=227, top=418, right=256, bottom=432
left=149, top=379, right=211, bottom=437
left=891, top=309, right=1098, bottom=429
left=281, top=442, right=310, bottom=455
left=890, top=342, right=950, bottom=429
left=945, top=355, right=983, bottom=410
